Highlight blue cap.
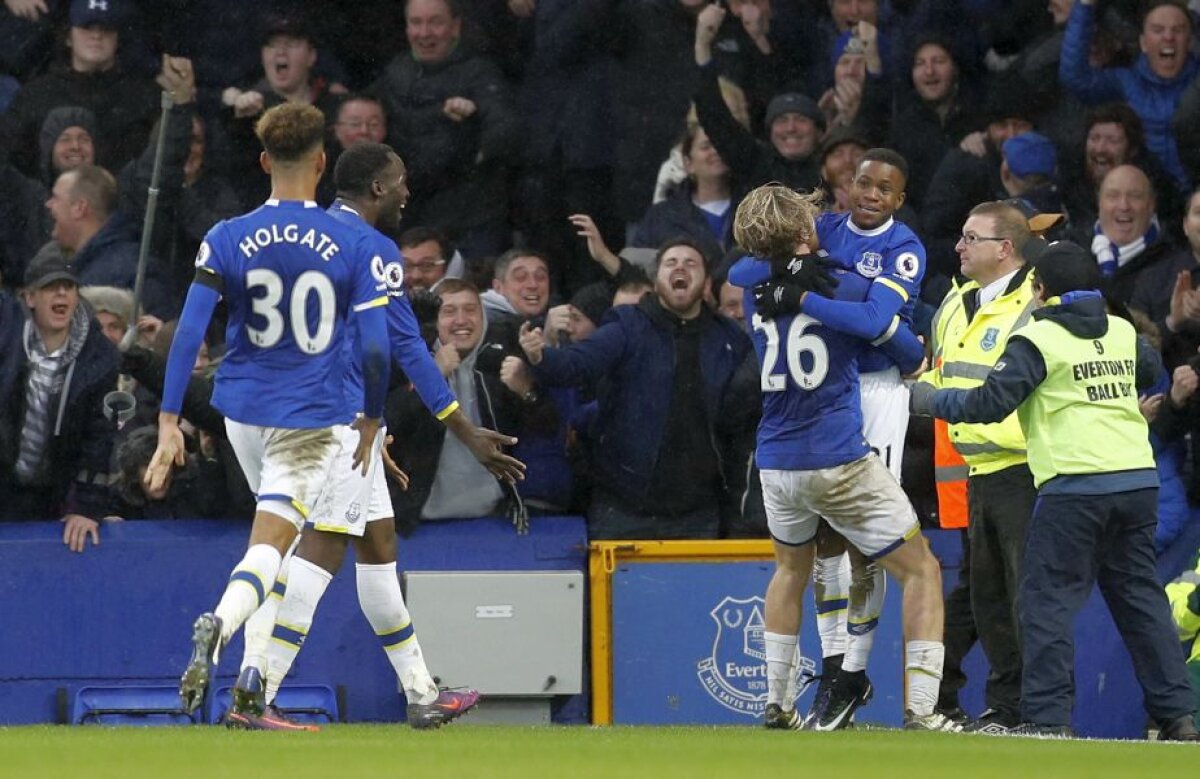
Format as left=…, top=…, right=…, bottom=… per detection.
left=70, top=0, right=124, bottom=29
left=1003, top=132, right=1057, bottom=179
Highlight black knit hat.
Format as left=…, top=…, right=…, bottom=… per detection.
left=1032, top=241, right=1102, bottom=297
left=570, top=282, right=612, bottom=327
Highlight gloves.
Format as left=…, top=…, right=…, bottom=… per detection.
left=771, top=250, right=840, bottom=298
left=753, top=279, right=805, bottom=320
left=908, top=381, right=937, bottom=417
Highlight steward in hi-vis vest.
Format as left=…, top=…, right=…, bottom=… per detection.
left=910, top=240, right=1197, bottom=738
left=918, top=200, right=1044, bottom=731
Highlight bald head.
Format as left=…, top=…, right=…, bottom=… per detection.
left=1098, top=165, right=1156, bottom=246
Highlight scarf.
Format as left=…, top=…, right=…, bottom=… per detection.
left=1091, top=215, right=1160, bottom=277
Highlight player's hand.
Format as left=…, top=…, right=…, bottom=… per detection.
left=902, top=355, right=929, bottom=381
left=442, top=97, right=476, bottom=122
left=464, top=426, right=526, bottom=484
left=62, top=514, right=99, bottom=553
left=771, top=251, right=840, bottom=298
left=434, top=343, right=461, bottom=377
left=752, top=280, right=804, bottom=320
left=380, top=434, right=410, bottom=491
left=519, top=321, right=546, bottom=365
left=145, top=419, right=186, bottom=494
left=351, top=416, right=383, bottom=476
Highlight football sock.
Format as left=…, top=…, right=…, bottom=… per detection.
left=214, top=544, right=283, bottom=654
left=905, top=640, right=945, bottom=716
left=813, top=553, right=850, bottom=658
left=844, top=560, right=886, bottom=673
left=241, top=556, right=290, bottom=675
left=765, top=631, right=798, bottom=707
left=263, top=557, right=332, bottom=704
left=357, top=562, right=439, bottom=706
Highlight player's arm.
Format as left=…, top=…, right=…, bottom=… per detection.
left=726, top=256, right=771, bottom=290
left=875, top=320, right=924, bottom=376
left=911, top=336, right=1046, bottom=424
left=799, top=281, right=906, bottom=340
left=147, top=269, right=221, bottom=493
left=384, top=294, right=525, bottom=484
left=352, top=302, right=391, bottom=474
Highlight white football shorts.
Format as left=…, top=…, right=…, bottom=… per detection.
left=761, top=453, right=920, bottom=559
left=225, top=420, right=341, bottom=531
left=860, top=367, right=909, bottom=481
left=307, top=422, right=393, bottom=536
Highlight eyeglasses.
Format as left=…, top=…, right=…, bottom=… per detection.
left=958, top=233, right=1009, bottom=245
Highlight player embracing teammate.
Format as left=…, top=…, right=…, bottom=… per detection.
left=730, top=156, right=959, bottom=731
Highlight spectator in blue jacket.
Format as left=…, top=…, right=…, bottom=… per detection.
left=518, top=236, right=754, bottom=539
left=1059, top=0, right=1198, bottom=192
left=43, top=165, right=174, bottom=318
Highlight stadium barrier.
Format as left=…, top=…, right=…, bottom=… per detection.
left=589, top=532, right=1165, bottom=738
left=0, top=516, right=589, bottom=726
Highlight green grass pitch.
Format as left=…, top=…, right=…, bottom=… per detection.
left=0, top=724, right=1191, bottom=778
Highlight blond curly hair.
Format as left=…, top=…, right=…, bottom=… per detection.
left=733, top=184, right=824, bottom=262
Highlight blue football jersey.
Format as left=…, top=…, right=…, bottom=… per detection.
left=196, top=199, right=387, bottom=428
left=729, top=256, right=872, bottom=471
left=816, top=211, right=926, bottom=373
left=327, top=202, right=458, bottom=420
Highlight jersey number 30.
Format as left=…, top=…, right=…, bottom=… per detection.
left=245, top=268, right=336, bottom=354
left=754, top=313, right=829, bottom=392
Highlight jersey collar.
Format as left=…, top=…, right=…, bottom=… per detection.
left=847, top=216, right=894, bottom=237
left=264, top=198, right=318, bottom=208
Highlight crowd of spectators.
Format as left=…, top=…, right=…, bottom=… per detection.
left=4, top=0, right=1200, bottom=558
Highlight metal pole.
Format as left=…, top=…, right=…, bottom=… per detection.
left=128, top=89, right=175, bottom=327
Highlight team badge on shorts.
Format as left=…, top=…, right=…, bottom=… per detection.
left=344, top=501, right=362, bottom=525
left=856, top=251, right=883, bottom=278
left=980, top=327, right=1000, bottom=352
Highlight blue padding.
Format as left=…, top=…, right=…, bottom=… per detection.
left=210, top=684, right=339, bottom=725
left=0, top=516, right=587, bottom=726
left=72, top=685, right=202, bottom=726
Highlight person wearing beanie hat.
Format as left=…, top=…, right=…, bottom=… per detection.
left=911, top=238, right=1200, bottom=739
left=0, top=0, right=158, bottom=178
left=818, top=124, right=869, bottom=214
left=693, top=3, right=823, bottom=196
left=567, top=282, right=612, bottom=342
left=38, top=105, right=97, bottom=184
left=920, top=71, right=1035, bottom=285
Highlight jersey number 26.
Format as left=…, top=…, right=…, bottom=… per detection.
left=754, top=313, right=829, bottom=392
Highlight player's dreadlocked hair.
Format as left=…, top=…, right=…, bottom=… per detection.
left=256, top=103, right=326, bottom=163
left=733, top=184, right=823, bottom=261
left=334, top=142, right=397, bottom=196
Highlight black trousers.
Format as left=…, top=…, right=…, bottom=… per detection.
left=967, top=463, right=1036, bottom=722
left=938, top=528, right=978, bottom=712
left=1021, top=488, right=1194, bottom=726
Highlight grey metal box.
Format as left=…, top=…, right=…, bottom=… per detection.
left=403, top=571, right=584, bottom=696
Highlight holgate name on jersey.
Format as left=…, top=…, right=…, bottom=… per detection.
left=233, top=223, right=342, bottom=262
